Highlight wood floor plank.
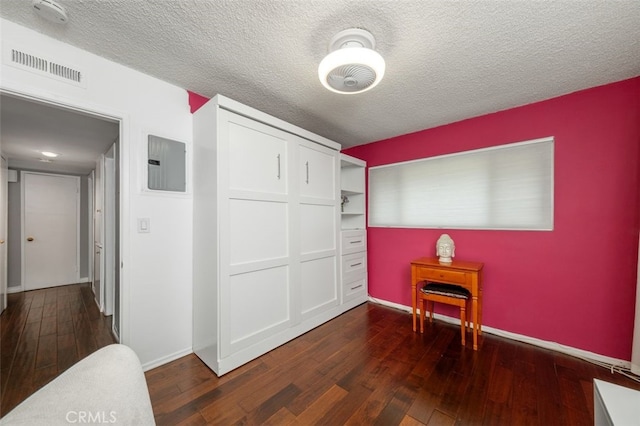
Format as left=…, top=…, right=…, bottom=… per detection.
left=247, top=382, right=302, bottom=425
left=42, top=302, right=57, bottom=319
left=286, top=369, right=335, bottom=416
left=39, top=317, right=57, bottom=336
left=32, top=364, right=58, bottom=391
left=295, top=384, right=348, bottom=425
left=1, top=330, right=38, bottom=413
left=454, top=336, right=499, bottom=424
left=425, top=409, right=455, bottom=426
left=175, top=412, right=209, bottom=426
left=314, top=383, right=372, bottom=425
left=35, top=333, right=57, bottom=369
left=406, top=387, right=442, bottom=425
left=510, top=353, right=538, bottom=425
left=399, top=414, right=428, bottom=426
left=375, top=384, right=420, bottom=426
left=534, top=349, right=567, bottom=426
left=154, top=387, right=221, bottom=426
left=57, top=332, right=79, bottom=372
left=263, top=406, right=297, bottom=426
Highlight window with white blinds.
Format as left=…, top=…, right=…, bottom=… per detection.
left=368, top=137, right=554, bottom=230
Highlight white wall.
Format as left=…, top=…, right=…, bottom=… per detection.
left=1, top=19, right=193, bottom=369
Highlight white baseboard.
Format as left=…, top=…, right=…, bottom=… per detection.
left=78, top=277, right=89, bottom=283
left=141, top=347, right=193, bottom=372
left=7, top=285, right=23, bottom=294
left=368, top=296, right=631, bottom=369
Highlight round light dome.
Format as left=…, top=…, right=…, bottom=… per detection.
left=318, top=47, right=385, bottom=94
left=318, top=29, right=385, bottom=95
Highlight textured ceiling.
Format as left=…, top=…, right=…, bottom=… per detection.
left=1, top=0, right=639, bottom=150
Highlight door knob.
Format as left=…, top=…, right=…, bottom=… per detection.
left=27, top=237, right=34, bottom=242
left=0, top=240, right=4, bottom=244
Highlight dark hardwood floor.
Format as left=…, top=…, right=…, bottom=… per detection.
left=0, top=283, right=116, bottom=416
left=2, top=285, right=640, bottom=425
left=146, top=303, right=640, bottom=426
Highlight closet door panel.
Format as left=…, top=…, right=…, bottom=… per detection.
left=229, top=199, right=288, bottom=265
left=299, top=144, right=335, bottom=200
left=224, top=111, right=289, bottom=195
left=300, top=256, right=338, bottom=317
left=222, top=265, right=291, bottom=357
left=300, top=204, right=335, bottom=255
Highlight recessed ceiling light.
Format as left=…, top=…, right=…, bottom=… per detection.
left=41, top=151, right=60, bottom=158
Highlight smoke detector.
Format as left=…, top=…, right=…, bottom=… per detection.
left=318, top=28, right=385, bottom=94
left=32, top=0, right=68, bottom=24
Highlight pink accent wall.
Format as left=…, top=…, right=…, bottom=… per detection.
left=188, top=90, right=210, bottom=113
left=344, top=77, right=640, bottom=361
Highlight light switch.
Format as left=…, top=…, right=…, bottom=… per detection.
left=138, top=218, right=150, bottom=233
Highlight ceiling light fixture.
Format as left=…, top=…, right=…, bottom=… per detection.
left=318, top=28, right=385, bottom=95
left=32, top=0, right=68, bottom=24
left=41, top=151, right=60, bottom=158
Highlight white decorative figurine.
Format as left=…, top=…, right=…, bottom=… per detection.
left=436, top=234, right=455, bottom=263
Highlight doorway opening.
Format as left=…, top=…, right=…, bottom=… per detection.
left=0, top=91, right=123, bottom=341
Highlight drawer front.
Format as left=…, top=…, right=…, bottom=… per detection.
left=342, top=252, right=366, bottom=276
left=341, top=230, right=366, bottom=255
left=419, top=268, right=467, bottom=285
left=343, top=276, right=367, bottom=301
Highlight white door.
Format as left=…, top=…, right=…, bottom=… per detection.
left=298, top=140, right=339, bottom=320
left=0, top=156, right=8, bottom=313
left=93, top=156, right=104, bottom=310
left=223, top=109, right=289, bottom=195
left=103, top=151, right=115, bottom=316
left=299, top=143, right=336, bottom=200
left=23, top=172, right=80, bottom=291
left=219, top=110, right=293, bottom=357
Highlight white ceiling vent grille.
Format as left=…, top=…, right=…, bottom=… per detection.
left=11, top=49, right=48, bottom=72
left=49, top=62, right=82, bottom=83
left=6, top=47, right=86, bottom=88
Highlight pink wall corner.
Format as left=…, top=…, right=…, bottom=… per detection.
left=344, top=76, right=640, bottom=361
left=187, top=90, right=210, bottom=113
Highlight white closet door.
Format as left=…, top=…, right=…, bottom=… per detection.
left=219, top=109, right=293, bottom=357
left=222, top=109, right=288, bottom=196
left=299, top=143, right=336, bottom=200
left=298, top=140, right=339, bottom=319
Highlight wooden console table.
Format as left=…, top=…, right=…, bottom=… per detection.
left=411, top=257, right=484, bottom=350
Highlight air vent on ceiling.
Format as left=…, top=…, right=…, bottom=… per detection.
left=6, top=47, right=86, bottom=88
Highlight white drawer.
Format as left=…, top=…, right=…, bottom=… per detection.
left=343, top=276, right=367, bottom=301
left=341, top=230, right=366, bottom=255
left=341, top=252, right=366, bottom=276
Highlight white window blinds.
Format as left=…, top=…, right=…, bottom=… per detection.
left=368, top=137, right=554, bottom=230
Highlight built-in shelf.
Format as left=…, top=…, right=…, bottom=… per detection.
left=340, top=154, right=365, bottom=230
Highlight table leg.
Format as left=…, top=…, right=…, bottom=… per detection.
left=412, top=281, right=417, bottom=332
left=478, top=288, right=483, bottom=336
left=472, top=296, right=478, bottom=350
